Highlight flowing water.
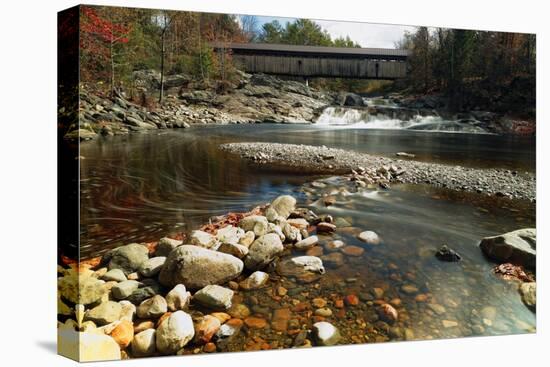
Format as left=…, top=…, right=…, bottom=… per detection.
left=316, top=106, right=490, bottom=133
left=77, top=114, right=536, bottom=347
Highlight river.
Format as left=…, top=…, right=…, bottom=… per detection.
left=78, top=114, right=536, bottom=345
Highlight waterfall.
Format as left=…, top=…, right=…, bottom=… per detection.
left=315, top=100, right=490, bottom=134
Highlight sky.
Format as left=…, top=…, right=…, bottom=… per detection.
left=244, top=15, right=416, bottom=49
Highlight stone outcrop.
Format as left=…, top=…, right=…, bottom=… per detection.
left=158, top=245, right=244, bottom=289
left=66, top=71, right=335, bottom=141
left=479, top=228, right=536, bottom=268
left=244, top=233, right=284, bottom=270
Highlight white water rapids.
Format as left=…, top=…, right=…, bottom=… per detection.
left=315, top=99, right=490, bottom=134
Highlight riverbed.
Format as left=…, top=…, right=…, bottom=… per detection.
left=79, top=124, right=535, bottom=256
left=77, top=124, right=535, bottom=346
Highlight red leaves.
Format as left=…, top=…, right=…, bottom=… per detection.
left=144, top=241, right=158, bottom=256
left=79, top=6, right=132, bottom=92
left=200, top=206, right=265, bottom=234
left=61, top=255, right=102, bottom=270
left=79, top=6, right=131, bottom=79
left=493, top=263, right=534, bottom=282
left=81, top=6, right=131, bottom=44
left=169, top=233, right=187, bottom=242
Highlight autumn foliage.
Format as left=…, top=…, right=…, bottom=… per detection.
left=200, top=205, right=265, bottom=235
left=81, top=6, right=130, bottom=44
left=80, top=6, right=131, bottom=94
left=78, top=5, right=248, bottom=96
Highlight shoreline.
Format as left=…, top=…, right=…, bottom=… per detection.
left=58, top=192, right=536, bottom=360
left=64, top=73, right=335, bottom=141
left=63, top=72, right=535, bottom=141
left=220, top=142, right=536, bottom=202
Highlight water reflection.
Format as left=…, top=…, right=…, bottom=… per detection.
left=79, top=130, right=310, bottom=256
left=78, top=126, right=535, bottom=257
left=77, top=126, right=535, bottom=343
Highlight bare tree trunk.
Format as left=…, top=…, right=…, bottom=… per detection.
left=221, top=44, right=225, bottom=81
left=110, top=36, right=115, bottom=97
left=198, top=16, right=205, bottom=80
left=159, top=30, right=166, bottom=103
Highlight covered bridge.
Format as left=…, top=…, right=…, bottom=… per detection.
left=212, top=42, right=409, bottom=80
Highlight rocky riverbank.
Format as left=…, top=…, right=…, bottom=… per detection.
left=63, top=68, right=535, bottom=141
left=58, top=192, right=536, bottom=361
left=57, top=194, right=374, bottom=360
left=220, top=142, right=536, bottom=202
left=64, top=72, right=337, bottom=141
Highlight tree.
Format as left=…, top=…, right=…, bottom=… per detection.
left=240, top=15, right=260, bottom=42
left=259, top=20, right=283, bottom=43
left=447, top=29, right=475, bottom=109
left=258, top=19, right=359, bottom=48
left=153, top=11, right=173, bottom=102
left=395, top=26, right=535, bottom=114
left=80, top=6, right=131, bottom=96
left=282, top=19, right=332, bottom=46
left=408, top=27, right=432, bottom=93
left=333, top=36, right=360, bottom=48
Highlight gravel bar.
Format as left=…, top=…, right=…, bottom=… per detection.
left=220, top=142, right=536, bottom=202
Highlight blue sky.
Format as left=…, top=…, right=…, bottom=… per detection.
left=240, top=15, right=416, bottom=48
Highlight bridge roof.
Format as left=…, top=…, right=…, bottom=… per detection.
left=211, top=42, right=410, bottom=58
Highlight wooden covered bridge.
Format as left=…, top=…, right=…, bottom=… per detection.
left=212, top=42, right=409, bottom=80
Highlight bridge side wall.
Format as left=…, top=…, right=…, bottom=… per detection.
left=232, top=54, right=407, bottom=79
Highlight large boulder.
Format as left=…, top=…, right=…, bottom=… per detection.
left=58, top=271, right=106, bottom=305
left=277, top=256, right=325, bottom=276
left=131, top=329, right=156, bottom=357
left=239, top=215, right=269, bottom=237
left=190, top=230, right=218, bottom=249
left=101, top=269, right=126, bottom=282
left=109, top=319, right=134, bottom=348
left=239, top=271, right=269, bottom=290
left=127, top=285, right=161, bottom=305
left=193, top=285, right=234, bottom=310
left=111, top=280, right=140, bottom=300
left=132, top=69, right=161, bottom=90
left=84, top=301, right=122, bottom=326
left=277, top=256, right=325, bottom=283
left=132, top=69, right=191, bottom=91
left=155, top=237, right=182, bottom=257
left=159, top=245, right=243, bottom=289
left=282, top=223, right=302, bottom=243
left=244, top=233, right=284, bottom=270
left=295, top=236, right=319, bottom=250
left=58, top=329, right=121, bottom=362
left=119, top=300, right=136, bottom=322
left=194, top=315, right=221, bottom=344
left=479, top=228, right=536, bottom=268
left=137, top=295, right=168, bottom=319
left=269, top=195, right=297, bottom=219
left=164, top=74, right=192, bottom=89
left=155, top=311, right=195, bottom=355
left=519, top=282, right=536, bottom=308
left=104, top=243, right=149, bottom=275
left=138, top=256, right=166, bottom=277
left=166, top=284, right=191, bottom=311
left=216, top=225, right=245, bottom=245
left=341, top=93, right=365, bottom=107
left=218, top=243, right=249, bottom=259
